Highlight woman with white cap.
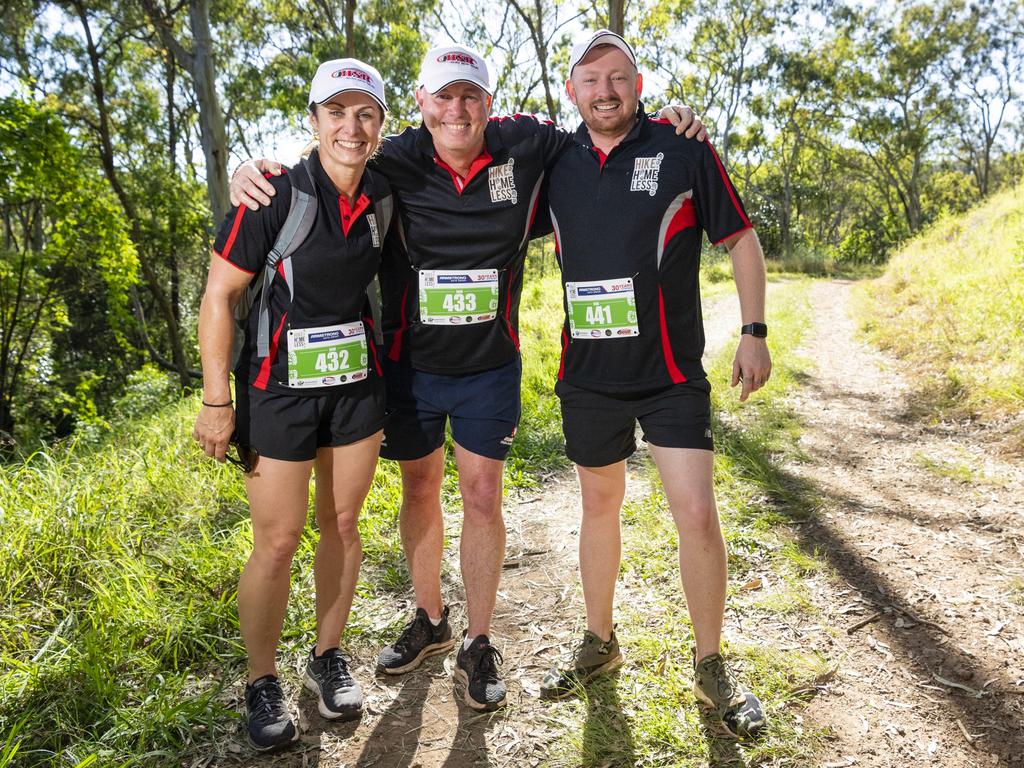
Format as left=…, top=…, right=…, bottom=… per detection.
left=193, top=58, right=390, bottom=751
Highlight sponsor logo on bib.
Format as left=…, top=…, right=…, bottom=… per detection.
left=631, top=153, right=664, bottom=196
left=488, top=159, right=517, bottom=204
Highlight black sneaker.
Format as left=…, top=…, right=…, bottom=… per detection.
left=454, top=633, right=506, bottom=711
left=377, top=606, right=456, bottom=674
left=304, top=647, right=363, bottom=720
left=244, top=675, right=298, bottom=751
left=693, top=652, right=767, bottom=740
left=540, top=629, right=625, bottom=699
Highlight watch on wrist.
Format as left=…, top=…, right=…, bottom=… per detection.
left=741, top=322, right=768, bottom=338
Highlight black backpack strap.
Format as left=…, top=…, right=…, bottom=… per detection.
left=254, top=158, right=318, bottom=358
left=364, top=168, right=394, bottom=346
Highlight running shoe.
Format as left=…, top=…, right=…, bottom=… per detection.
left=304, top=647, right=363, bottom=720
left=540, top=629, right=625, bottom=699
left=454, top=633, right=506, bottom=710
left=693, top=652, right=767, bottom=740
left=377, top=605, right=455, bottom=674
left=244, top=675, right=298, bottom=751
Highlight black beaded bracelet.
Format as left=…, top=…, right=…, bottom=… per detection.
left=202, top=400, right=233, bottom=408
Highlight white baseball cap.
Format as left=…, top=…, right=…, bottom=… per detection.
left=308, top=58, right=388, bottom=112
left=567, top=29, right=637, bottom=77
left=419, top=44, right=493, bottom=95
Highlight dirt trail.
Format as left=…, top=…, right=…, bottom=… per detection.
left=788, top=281, right=1024, bottom=767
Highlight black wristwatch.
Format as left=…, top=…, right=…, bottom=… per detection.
left=740, top=322, right=768, bottom=338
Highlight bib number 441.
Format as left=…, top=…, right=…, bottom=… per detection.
left=585, top=304, right=612, bottom=325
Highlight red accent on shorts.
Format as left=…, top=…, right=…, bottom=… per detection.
left=387, top=283, right=411, bottom=362
left=663, top=197, right=697, bottom=249
left=339, top=192, right=371, bottom=237
left=658, top=286, right=686, bottom=384
left=220, top=206, right=246, bottom=260
left=253, top=312, right=287, bottom=390
left=557, top=328, right=568, bottom=381
left=504, top=266, right=520, bottom=351
left=707, top=142, right=751, bottom=228
left=434, top=148, right=494, bottom=195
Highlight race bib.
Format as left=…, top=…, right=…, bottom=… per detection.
left=566, top=277, right=639, bottom=339
left=418, top=269, right=500, bottom=325
left=286, top=321, right=368, bottom=388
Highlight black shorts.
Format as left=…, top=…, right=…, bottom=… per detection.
left=555, top=378, right=713, bottom=467
left=235, top=379, right=386, bottom=462
left=380, top=357, right=522, bottom=462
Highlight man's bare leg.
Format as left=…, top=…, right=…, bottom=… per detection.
left=576, top=461, right=627, bottom=642
left=648, top=444, right=726, bottom=660
left=398, top=447, right=446, bottom=619
left=453, top=444, right=505, bottom=638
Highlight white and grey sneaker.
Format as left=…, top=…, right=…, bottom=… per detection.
left=304, top=647, right=363, bottom=721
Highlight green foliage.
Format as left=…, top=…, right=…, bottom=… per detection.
left=0, top=96, right=138, bottom=446
left=857, top=183, right=1024, bottom=428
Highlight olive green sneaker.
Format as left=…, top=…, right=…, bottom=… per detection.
left=693, top=653, right=766, bottom=740
left=540, top=630, right=625, bottom=699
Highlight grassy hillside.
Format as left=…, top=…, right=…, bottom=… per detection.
left=857, top=184, right=1024, bottom=431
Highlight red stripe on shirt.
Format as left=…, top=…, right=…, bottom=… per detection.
left=707, top=142, right=751, bottom=228
left=387, top=283, right=411, bottom=362
left=658, top=286, right=686, bottom=384
left=253, top=312, right=287, bottom=390
left=662, top=197, right=697, bottom=250
left=504, top=266, right=520, bottom=351
left=212, top=249, right=255, bottom=275
left=220, top=206, right=246, bottom=261
left=364, top=314, right=383, bottom=376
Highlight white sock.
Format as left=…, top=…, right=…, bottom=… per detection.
left=463, top=636, right=474, bottom=651
left=429, top=614, right=443, bottom=627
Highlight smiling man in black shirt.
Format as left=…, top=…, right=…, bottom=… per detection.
left=538, top=30, right=771, bottom=741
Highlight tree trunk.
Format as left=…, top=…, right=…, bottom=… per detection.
left=608, top=0, right=625, bottom=35
left=345, top=0, right=356, bottom=58
left=188, top=0, right=231, bottom=226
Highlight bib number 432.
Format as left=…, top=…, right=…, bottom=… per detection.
left=313, top=349, right=350, bottom=373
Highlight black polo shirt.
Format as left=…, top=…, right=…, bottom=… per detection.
left=548, top=106, right=753, bottom=393
left=372, top=115, right=572, bottom=375
left=213, top=149, right=383, bottom=393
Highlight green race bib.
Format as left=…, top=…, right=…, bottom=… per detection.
left=418, top=269, right=500, bottom=325
left=566, top=277, right=639, bottom=339
left=286, top=321, right=368, bottom=388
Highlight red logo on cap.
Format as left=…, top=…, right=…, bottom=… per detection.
left=437, top=53, right=479, bottom=69
left=332, top=68, right=373, bottom=84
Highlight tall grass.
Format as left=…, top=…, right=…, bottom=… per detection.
left=856, top=184, right=1024, bottom=426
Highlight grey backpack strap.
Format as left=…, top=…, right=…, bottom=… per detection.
left=364, top=169, right=394, bottom=346
left=255, top=158, right=319, bottom=358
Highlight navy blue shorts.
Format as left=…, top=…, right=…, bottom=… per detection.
left=380, top=358, right=522, bottom=461
left=555, top=378, right=713, bottom=467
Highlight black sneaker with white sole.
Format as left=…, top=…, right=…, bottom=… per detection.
left=454, top=633, right=506, bottom=711
left=304, top=647, right=363, bottom=720
left=244, top=675, right=298, bottom=751
left=377, top=605, right=455, bottom=674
